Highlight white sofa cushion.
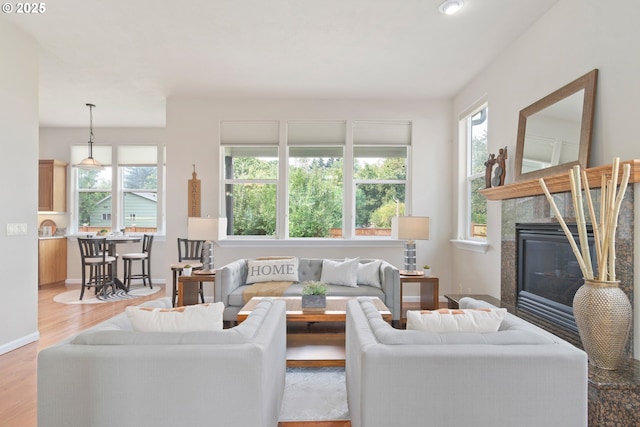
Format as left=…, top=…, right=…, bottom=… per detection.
left=321, top=257, right=359, bottom=287
left=246, top=257, right=299, bottom=284
left=357, top=260, right=382, bottom=288
left=125, top=302, right=224, bottom=332
left=406, top=308, right=507, bottom=333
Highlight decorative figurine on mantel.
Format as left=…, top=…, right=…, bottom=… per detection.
left=492, top=146, right=508, bottom=187
left=484, top=153, right=497, bottom=188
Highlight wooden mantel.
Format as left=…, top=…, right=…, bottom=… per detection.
left=480, top=159, right=640, bottom=201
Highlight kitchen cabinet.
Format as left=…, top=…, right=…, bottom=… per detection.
left=39, top=160, right=67, bottom=212
left=38, top=237, right=67, bottom=286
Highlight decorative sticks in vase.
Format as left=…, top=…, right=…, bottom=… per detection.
left=538, top=157, right=631, bottom=281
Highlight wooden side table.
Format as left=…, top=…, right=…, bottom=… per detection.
left=177, top=272, right=215, bottom=306
left=400, top=274, right=439, bottom=326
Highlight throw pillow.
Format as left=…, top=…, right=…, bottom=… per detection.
left=246, top=257, right=299, bottom=284
left=357, top=260, right=382, bottom=288
left=406, top=308, right=507, bottom=333
left=320, top=258, right=360, bottom=287
left=125, top=302, right=224, bottom=332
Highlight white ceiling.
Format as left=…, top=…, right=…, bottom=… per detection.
left=3, top=0, right=559, bottom=128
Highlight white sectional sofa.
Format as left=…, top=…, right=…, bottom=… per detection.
left=216, top=257, right=401, bottom=322
left=345, top=297, right=588, bottom=427
left=38, top=297, right=287, bottom=427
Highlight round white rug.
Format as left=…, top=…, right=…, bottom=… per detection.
left=54, top=285, right=162, bottom=305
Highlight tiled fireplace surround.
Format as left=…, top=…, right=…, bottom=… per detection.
left=499, top=186, right=639, bottom=426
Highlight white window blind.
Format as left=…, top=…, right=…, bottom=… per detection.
left=353, top=121, right=412, bottom=145
left=221, top=121, right=280, bottom=145
left=71, top=145, right=112, bottom=166
left=118, top=145, right=157, bottom=165
left=287, top=121, right=346, bottom=145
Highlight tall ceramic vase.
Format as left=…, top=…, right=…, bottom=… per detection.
left=573, top=279, right=632, bottom=370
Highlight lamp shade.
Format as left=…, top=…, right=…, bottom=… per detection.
left=391, top=216, right=430, bottom=241
left=187, top=217, right=218, bottom=241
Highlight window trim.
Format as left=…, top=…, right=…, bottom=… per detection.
left=456, top=99, right=489, bottom=247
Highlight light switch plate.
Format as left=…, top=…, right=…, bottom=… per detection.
left=6, top=223, right=27, bottom=236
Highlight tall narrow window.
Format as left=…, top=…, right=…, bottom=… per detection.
left=119, top=146, right=158, bottom=233
left=353, top=146, right=407, bottom=236
left=465, top=105, right=488, bottom=239
left=72, top=145, right=113, bottom=233
left=353, top=120, right=410, bottom=237
left=288, top=147, right=344, bottom=238
left=223, top=147, right=278, bottom=237
left=287, top=121, right=346, bottom=238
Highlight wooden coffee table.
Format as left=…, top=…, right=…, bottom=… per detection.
left=238, top=296, right=391, bottom=367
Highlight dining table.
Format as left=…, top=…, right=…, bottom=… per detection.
left=104, top=235, right=142, bottom=291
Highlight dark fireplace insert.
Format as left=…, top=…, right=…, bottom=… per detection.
left=516, top=223, right=595, bottom=333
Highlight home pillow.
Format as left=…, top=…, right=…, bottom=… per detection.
left=320, top=258, right=359, bottom=287
left=406, top=308, right=507, bottom=333
left=125, top=302, right=224, bottom=332
left=357, top=260, right=382, bottom=288
left=246, top=257, right=299, bottom=284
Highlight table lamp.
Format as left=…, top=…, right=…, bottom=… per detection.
left=392, top=216, right=430, bottom=275
left=187, top=217, right=219, bottom=273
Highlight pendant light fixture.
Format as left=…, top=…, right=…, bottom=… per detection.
left=76, top=103, right=104, bottom=170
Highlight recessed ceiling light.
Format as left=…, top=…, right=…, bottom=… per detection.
left=439, top=0, right=464, bottom=15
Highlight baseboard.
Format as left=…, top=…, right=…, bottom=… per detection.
left=0, top=331, right=39, bottom=356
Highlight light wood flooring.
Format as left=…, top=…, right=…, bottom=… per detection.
left=0, top=283, right=351, bottom=427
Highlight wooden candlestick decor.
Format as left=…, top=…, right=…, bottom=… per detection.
left=188, top=165, right=201, bottom=217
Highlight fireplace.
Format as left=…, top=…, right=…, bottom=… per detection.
left=516, top=223, right=595, bottom=333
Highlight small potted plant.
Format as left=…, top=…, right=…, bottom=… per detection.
left=183, top=264, right=193, bottom=277
left=98, top=229, right=109, bottom=236
left=301, top=281, right=328, bottom=308
left=422, top=264, right=432, bottom=277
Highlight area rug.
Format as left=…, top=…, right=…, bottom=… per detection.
left=280, top=367, right=349, bottom=421
left=53, top=285, right=162, bottom=305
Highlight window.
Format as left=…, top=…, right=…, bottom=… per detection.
left=353, top=121, right=410, bottom=237
left=73, top=146, right=113, bottom=233
left=463, top=105, right=488, bottom=239
left=221, top=120, right=410, bottom=240
left=223, top=146, right=278, bottom=237
left=71, top=144, right=163, bottom=234
left=353, top=146, right=407, bottom=236
left=119, top=146, right=158, bottom=233
left=288, top=147, right=343, bottom=238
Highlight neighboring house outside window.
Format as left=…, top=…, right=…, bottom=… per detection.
left=221, top=120, right=411, bottom=240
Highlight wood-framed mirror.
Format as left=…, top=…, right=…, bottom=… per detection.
left=514, top=69, right=598, bottom=182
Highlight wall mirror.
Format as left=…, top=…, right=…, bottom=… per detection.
left=514, top=69, right=598, bottom=182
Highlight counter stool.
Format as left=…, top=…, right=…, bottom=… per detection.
left=122, top=234, right=154, bottom=291
left=77, top=237, right=116, bottom=300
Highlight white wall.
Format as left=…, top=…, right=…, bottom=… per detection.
left=0, top=22, right=39, bottom=354
left=166, top=98, right=454, bottom=298
left=451, top=0, right=640, bottom=355
left=38, top=127, right=167, bottom=284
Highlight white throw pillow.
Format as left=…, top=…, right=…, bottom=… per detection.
left=357, top=260, right=382, bottom=288
left=320, top=258, right=360, bottom=287
left=246, top=257, right=299, bottom=284
left=125, top=302, right=224, bottom=332
left=406, top=308, right=507, bottom=333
